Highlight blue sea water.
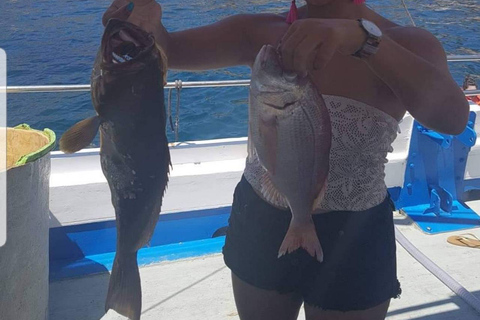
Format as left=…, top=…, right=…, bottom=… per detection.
left=1, top=0, right=479, bottom=146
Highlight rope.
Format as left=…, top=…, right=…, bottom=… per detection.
left=166, top=80, right=182, bottom=141
left=167, top=88, right=174, bottom=133
left=174, top=80, right=182, bottom=142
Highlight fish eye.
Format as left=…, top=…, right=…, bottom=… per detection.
left=283, top=72, right=298, bottom=82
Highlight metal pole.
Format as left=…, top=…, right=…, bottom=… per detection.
left=5, top=84, right=91, bottom=93
left=465, top=89, right=480, bottom=96
left=4, top=80, right=251, bottom=93
left=447, top=55, right=480, bottom=62
left=3, top=85, right=479, bottom=97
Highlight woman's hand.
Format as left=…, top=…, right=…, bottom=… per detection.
left=102, top=0, right=164, bottom=41
left=278, top=19, right=367, bottom=76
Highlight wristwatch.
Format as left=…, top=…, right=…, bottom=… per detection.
left=352, top=19, right=382, bottom=59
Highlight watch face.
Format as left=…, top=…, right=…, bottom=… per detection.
left=362, top=20, right=382, bottom=38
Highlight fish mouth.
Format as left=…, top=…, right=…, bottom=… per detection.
left=258, top=45, right=281, bottom=70
left=258, top=45, right=269, bottom=65
left=102, top=19, right=155, bottom=67
left=263, top=101, right=297, bottom=110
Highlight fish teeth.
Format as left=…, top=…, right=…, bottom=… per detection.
left=112, top=52, right=133, bottom=64
left=112, top=52, right=126, bottom=63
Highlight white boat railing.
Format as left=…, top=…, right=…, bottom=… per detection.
left=4, top=80, right=252, bottom=93
left=4, top=82, right=480, bottom=96
left=2, top=54, right=480, bottom=140
left=3, top=54, right=480, bottom=94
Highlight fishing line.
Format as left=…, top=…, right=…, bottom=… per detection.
left=400, top=0, right=417, bottom=26
left=366, top=0, right=416, bottom=26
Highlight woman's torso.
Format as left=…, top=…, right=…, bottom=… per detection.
left=244, top=94, right=399, bottom=212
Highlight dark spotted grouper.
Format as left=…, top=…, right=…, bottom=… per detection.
left=59, top=19, right=170, bottom=320
left=248, top=45, right=331, bottom=262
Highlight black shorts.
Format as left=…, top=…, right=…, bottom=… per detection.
left=223, top=176, right=401, bottom=311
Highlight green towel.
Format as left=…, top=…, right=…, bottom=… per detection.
left=13, top=124, right=56, bottom=166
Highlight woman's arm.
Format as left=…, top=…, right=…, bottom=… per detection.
left=164, top=15, right=254, bottom=70
left=367, top=27, right=469, bottom=135
left=103, top=0, right=261, bottom=70
left=279, top=19, right=469, bottom=135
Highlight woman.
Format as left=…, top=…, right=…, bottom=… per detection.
left=103, top=1, right=469, bottom=319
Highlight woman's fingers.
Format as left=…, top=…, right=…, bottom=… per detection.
left=102, top=1, right=133, bottom=26
left=279, top=20, right=338, bottom=75
left=277, top=19, right=353, bottom=75
left=293, top=35, right=320, bottom=77
left=280, top=20, right=299, bottom=45
left=280, top=30, right=307, bottom=73
left=313, top=40, right=337, bottom=72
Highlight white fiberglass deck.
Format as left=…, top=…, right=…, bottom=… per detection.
left=49, top=205, right=480, bottom=320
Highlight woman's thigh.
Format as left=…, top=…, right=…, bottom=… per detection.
left=304, top=300, right=390, bottom=320
left=232, top=272, right=303, bottom=320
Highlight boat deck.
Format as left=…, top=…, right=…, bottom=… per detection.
left=47, top=105, right=480, bottom=319
left=49, top=202, right=480, bottom=320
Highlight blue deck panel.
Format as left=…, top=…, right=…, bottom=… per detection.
left=50, top=237, right=226, bottom=281
left=50, top=206, right=230, bottom=281
left=400, top=201, right=480, bottom=234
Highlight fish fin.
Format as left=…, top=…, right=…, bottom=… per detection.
left=59, top=116, right=102, bottom=153
left=105, top=252, right=141, bottom=320
left=258, top=114, right=278, bottom=174
left=312, top=180, right=328, bottom=210
left=155, top=42, right=168, bottom=86
left=260, top=173, right=288, bottom=208
left=164, top=146, right=172, bottom=195
left=278, top=219, right=324, bottom=263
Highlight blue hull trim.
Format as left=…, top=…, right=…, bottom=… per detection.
left=50, top=236, right=226, bottom=281
left=50, top=206, right=231, bottom=281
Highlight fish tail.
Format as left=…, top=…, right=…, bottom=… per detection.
left=278, top=218, right=324, bottom=263
left=105, top=251, right=141, bottom=320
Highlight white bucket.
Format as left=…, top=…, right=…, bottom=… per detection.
left=0, top=124, right=55, bottom=320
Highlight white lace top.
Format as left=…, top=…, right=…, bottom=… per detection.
left=244, top=95, right=399, bottom=212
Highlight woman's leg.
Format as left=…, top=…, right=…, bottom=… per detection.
left=299, top=198, right=399, bottom=320
left=304, top=300, right=390, bottom=320
left=224, top=177, right=303, bottom=319
left=232, top=272, right=303, bottom=320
